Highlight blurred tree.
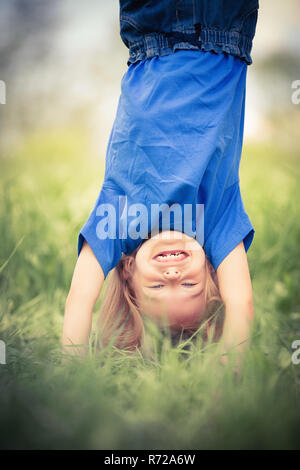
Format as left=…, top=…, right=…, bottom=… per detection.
left=0, top=0, right=60, bottom=73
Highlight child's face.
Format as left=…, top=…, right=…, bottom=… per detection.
left=131, top=230, right=207, bottom=331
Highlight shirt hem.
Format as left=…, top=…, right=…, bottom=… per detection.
left=209, top=224, right=255, bottom=272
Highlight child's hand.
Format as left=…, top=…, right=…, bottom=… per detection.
left=216, top=241, right=254, bottom=375
left=62, top=240, right=104, bottom=357
left=218, top=343, right=244, bottom=376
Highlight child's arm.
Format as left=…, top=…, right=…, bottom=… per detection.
left=62, top=240, right=104, bottom=357
left=216, top=241, right=254, bottom=358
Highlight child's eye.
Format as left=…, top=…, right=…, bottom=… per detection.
left=149, top=283, right=197, bottom=288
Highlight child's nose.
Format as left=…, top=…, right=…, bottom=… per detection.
left=163, top=267, right=180, bottom=279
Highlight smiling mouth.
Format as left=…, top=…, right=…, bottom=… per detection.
left=153, top=250, right=189, bottom=263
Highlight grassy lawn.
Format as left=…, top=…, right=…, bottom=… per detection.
left=0, top=129, right=299, bottom=449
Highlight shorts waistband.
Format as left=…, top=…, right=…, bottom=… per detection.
left=127, top=28, right=253, bottom=66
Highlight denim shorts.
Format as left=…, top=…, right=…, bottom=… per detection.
left=119, top=0, right=259, bottom=66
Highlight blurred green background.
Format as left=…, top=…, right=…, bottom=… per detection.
left=0, top=0, right=300, bottom=450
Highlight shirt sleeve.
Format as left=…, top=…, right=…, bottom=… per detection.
left=203, top=182, right=255, bottom=272
left=77, top=185, right=124, bottom=279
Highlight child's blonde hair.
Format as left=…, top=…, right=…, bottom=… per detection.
left=97, top=248, right=223, bottom=352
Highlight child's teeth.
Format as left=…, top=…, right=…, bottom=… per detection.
left=157, top=251, right=183, bottom=259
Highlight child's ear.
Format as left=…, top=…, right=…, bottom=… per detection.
left=121, top=255, right=135, bottom=280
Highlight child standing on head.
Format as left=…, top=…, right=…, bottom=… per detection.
left=62, top=1, right=259, bottom=358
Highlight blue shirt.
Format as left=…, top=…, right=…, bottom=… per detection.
left=78, top=50, right=254, bottom=279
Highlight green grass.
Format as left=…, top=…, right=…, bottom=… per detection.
left=0, top=129, right=300, bottom=450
